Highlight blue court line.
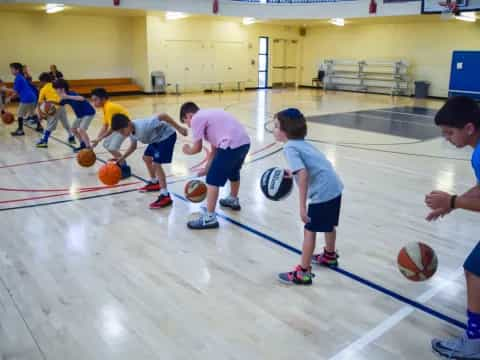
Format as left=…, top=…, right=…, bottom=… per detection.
left=23, top=125, right=468, bottom=330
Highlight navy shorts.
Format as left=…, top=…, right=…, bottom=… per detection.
left=144, top=132, right=177, bottom=164
left=464, top=241, right=480, bottom=277
left=206, top=144, right=250, bottom=187
left=305, top=195, right=342, bottom=233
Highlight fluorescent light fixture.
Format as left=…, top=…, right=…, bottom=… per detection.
left=45, top=3, right=65, bottom=14
left=165, top=11, right=188, bottom=20
left=455, top=12, right=476, bottom=22
left=243, top=17, right=256, bottom=25
left=329, top=18, right=345, bottom=26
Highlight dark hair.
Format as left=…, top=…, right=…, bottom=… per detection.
left=435, top=96, right=480, bottom=130
left=91, top=88, right=109, bottom=99
left=53, top=79, right=69, bottom=91
left=275, top=108, right=307, bottom=139
left=179, top=102, right=200, bottom=122
left=111, top=113, right=131, bottom=131
left=39, top=72, right=52, bottom=83
left=10, top=62, right=24, bottom=75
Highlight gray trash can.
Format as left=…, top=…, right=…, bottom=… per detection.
left=151, top=71, right=166, bottom=94
left=414, top=81, right=430, bottom=98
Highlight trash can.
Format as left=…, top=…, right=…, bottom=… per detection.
left=151, top=71, right=166, bottom=94
left=414, top=81, right=430, bottom=98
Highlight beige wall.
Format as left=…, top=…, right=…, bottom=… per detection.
left=301, top=20, right=480, bottom=97
left=131, top=16, right=149, bottom=90
left=0, top=11, right=134, bottom=82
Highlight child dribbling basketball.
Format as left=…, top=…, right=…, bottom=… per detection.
left=110, top=113, right=188, bottom=208
left=273, top=108, right=343, bottom=285
left=180, top=102, right=250, bottom=230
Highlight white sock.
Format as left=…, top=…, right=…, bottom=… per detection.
left=205, top=212, right=216, bottom=220
left=160, top=188, right=169, bottom=196
left=151, top=178, right=159, bottom=184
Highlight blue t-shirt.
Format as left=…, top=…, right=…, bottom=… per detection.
left=60, top=91, right=95, bottom=118
left=471, top=141, right=480, bottom=183
left=14, top=74, right=36, bottom=103
left=284, top=140, right=344, bottom=204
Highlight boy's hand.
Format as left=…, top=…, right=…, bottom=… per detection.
left=425, top=191, right=451, bottom=210
left=197, top=168, right=207, bottom=177
left=426, top=208, right=451, bottom=222
left=179, top=127, right=188, bottom=137
left=91, top=139, right=99, bottom=148
left=300, top=207, right=310, bottom=224
left=182, top=144, right=192, bottom=154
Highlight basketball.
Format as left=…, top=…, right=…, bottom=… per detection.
left=98, top=162, right=122, bottom=186
left=1, top=111, right=15, bottom=125
left=184, top=179, right=207, bottom=203
left=76, top=148, right=96, bottom=168
left=397, top=242, right=438, bottom=282
left=260, top=167, right=293, bottom=201
left=39, top=101, right=56, bottom=118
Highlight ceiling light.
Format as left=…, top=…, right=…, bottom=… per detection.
left=455, top=12, right=476, bottom=22
left=45, top=3, right=65, bottom=14
left=165, top=12, right=188, bottom=20
left=243, top=17, right=256, bottom=25
left=329, top=18, right=345, bottom=26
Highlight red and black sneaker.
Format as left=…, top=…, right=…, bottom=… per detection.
left=312, top=248, right=339, bottom=267
left=149, top=194, right=172, bottom=209
left=139, top=182, right=161, bottom=193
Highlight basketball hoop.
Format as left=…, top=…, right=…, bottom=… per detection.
left=438, top=0, right=461, bottom=15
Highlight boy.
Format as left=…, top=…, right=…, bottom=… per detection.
left=110, top=113, right=188, bottom=208
left=425, top=96, right=480, bottom=359
left=90, top=88, right=131, bottom=179
left=8, top=63, right=38, bottom=136
left=180, top=102, right=250, bottom=230
left=36, top=72, right=74, bottom=148
left=273, top=108, right=343, bottom=285
left=53, top=79, right=95, bottom=152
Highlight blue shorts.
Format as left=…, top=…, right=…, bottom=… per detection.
left=464, top=241, right=480, bottom=277
left=144, top=132, right=177, bottom=164
left=305, top=195, right=342, bottom=233
left=206, top=144, right=250, bottom=187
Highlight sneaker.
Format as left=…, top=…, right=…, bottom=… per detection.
left=68, top=136, right=76, bottom=145
left=432, top=334, right=480, bottom=359
left=11, top=129, right=25, bottom=136
left=187, top=213, right=219, bottom=230
left=35, top=125, right=44, bottom=133
left=36, top=139, right=48, bottom=148
left=139, top=182, right=161, bottom=193
left=120, top=165, right=131, bottom=179
left=149, top=194, right=173, bottom=209
left=312, top=250, right=339, bottom=267
left=278, top=265, right=314, bottom=285
left=219, top=196, right=241, bottom=211
left=73, top=144, right=86, bottom=153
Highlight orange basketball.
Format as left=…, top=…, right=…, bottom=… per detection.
left=184, top=179, right=207, bottom=203
left=38, top=101, right=56, bottom=118
left=76, top=149, right=96, bottom=168
left=397, top=242, right=438, bottom=282
left=98, top=162, right=122, bottom=186
left=1, top=111, right=15, bottom=125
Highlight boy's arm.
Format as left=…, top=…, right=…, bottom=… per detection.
left=116, top=139, right=137, bottom=164
left=425, top=185, right=480, bottom=221
left=295, top=169, right=310, bottom=224
left=92, top=125, right=111, bottom=147
left=158, top=113, right=188, bottom=136
left=183, top=139, right=203, bottom=155
left=62, top=94, right=86, bottom=102
left=197, top=145, right=216, bottom=176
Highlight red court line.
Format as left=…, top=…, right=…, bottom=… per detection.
left=0, top=181, right=141, bottom=193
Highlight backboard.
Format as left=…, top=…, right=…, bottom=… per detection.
left=421, top=0, right=480, bottom=13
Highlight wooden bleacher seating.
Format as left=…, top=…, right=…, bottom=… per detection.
left=4, top=78, right=142, bottom=96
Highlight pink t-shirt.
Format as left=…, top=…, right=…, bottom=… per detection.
left=191, top=109, right=250, bottom=149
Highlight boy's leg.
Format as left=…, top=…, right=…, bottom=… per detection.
left=143, top=155, right=156, bottom=179
left=325, top=229, right=336, bottom=253
left=219, top=145, right=249, bottom=211
left=11, top=103, right=33, bottom=136
left=278, top=229, right=315, bottom=285
left=147, top=135, right=176, bottom=206
left=467, top=271, right=480, bottom=313
left=36, top=113, right=58, bottom=147
left=301, top=229, right=317, bottom=269
left=206, top=185, right=220, bottom=213
left=57, top=106, right=74, bottom=140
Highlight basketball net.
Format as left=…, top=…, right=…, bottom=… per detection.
left=438, top=0, right=461, bottom=19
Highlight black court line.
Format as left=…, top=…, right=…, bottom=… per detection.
left=22, top=124, right=467, bottom=332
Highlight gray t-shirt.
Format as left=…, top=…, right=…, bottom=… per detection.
left=284, top=140, right=343, bottom=204
left=130, top=116, right=175, bottom=144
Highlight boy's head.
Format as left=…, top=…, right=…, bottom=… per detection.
left=273, top=108, right=307, bottom=142
left=111, top=113, right=133, bottom=137
left=179, top=102, right=200, bottom=127
left=10, top=62, right=23, bottom=75
left=91, top=88, right=109, bottom=108
left=50, top=64, right=58, bottom=72
left=53, top=79, right=69, bottom=95
left=38, top=72, right=52, bottom=85
left=435, top=96, right=480, bottom=148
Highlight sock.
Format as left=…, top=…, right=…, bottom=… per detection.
left=151, top=178, right=158, bottom=184
left=467, top=310, right=480, bottom=339
left=43, top=130, right=51, bottom=142
left=160, top=188, right=169, bottom=196
left=205, top=212, right=216, bottom=220
left=324, top=248, right=336, bottom=257
left=18, top=117, right=24, bottom=131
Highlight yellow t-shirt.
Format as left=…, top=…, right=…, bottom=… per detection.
left=38, top=82, right=60, bottom=103
left=103, top=100, right=129, bottom=127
